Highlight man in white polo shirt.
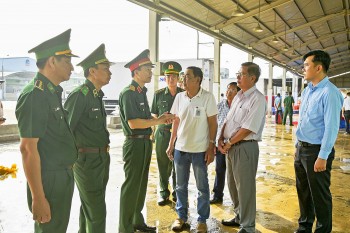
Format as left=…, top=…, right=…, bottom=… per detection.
left=166, top=66, right=218, bottom=233
left=219, top=62, right=266, bottom=233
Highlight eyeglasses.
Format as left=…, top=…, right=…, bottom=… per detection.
left=236, top=72, right=250, bottom=77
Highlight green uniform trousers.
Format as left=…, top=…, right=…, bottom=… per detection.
left=28, top=168, right=74, bottom=233
left=74, top=152, right=110, bottom=233
left=283, top=108, right=293, bottom=125
left=119, top=138, right=152, bottom=233
left=155, top=129, right=176, bottom=199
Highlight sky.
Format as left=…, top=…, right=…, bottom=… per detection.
left=0, top=0, right=286, bottom=78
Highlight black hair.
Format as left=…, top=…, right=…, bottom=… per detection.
left=228, top=81, right=241, bottom=91
left=83, top=64, right=98, bottom=78
left=303, top=50, right=331, bottom=73
left=187, top=66, right=203, bottom=85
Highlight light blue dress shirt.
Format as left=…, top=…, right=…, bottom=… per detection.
left=296, top=76, right=343, bottom=159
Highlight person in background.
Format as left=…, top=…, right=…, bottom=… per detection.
left=15, top=29, right=78, bottom=233
left=342, top=92, right=350, bottom=135
left=274, top=93, right=283, bottom=124
left=167, top=66, right=218, bottom=233
left=151, top=61, right=184, bottom=206
left=64, top=44, right=114, bottom=233
left=0, top=96, right=5, bottom=125
left=210, top=82, right=240, bottom=204
left=294, top=50, right=343, bottom=233
left=177, top=71, right=185, bottom=89
left=283, top=91, right=295, bottom=126
left=118, top=49, right=175, bottom=233
left=219, top=62, right=266, bottom=233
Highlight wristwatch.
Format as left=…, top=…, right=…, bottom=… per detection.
left=227, top=139, right=232, bottom=146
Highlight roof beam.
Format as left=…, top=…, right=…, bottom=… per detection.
left=211, top=0, right=293, bottom=30
left=330, top=60, right=350, bottom=68
left=291, top=41, right=350, bottom=63
left=272, top=30, right=349, bottom=57
left=251, top=10, right=347, bottom=46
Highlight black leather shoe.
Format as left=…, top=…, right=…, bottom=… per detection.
left=237, top=229, right=248, bottom=233
left=210, top=197, right=223, bottom=204
left=294, top=230, right=311, bottom=233
left=134, top=224, right=156, bottom=232
left=172, top=196, right=177, bottom=202
left=221, top=218, right=240, bottom=227
left=157, top=197, right=169, bottom=206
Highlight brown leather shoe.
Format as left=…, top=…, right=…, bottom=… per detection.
left=197, top=222, right=207, bottom=233
left=171, top=218, right=185, bottom=231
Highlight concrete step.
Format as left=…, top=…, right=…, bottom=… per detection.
left=108, top=116, right=122, bottom=129
left=0, top=124, right=20, bottom=142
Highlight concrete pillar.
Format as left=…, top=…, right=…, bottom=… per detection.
left=267, top=62, right=273, bottom=117
left=282, top=68, right=286, bottom=101
left=148, top=11, right=160, bottom=102
left=214, top=39, right=221, bottom=101
left=292, top=74, right=299, bottom=100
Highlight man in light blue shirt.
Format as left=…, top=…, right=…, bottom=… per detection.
left=294, top=50, right=343, bottom=233
left=274, top=93, right=282, bottom=124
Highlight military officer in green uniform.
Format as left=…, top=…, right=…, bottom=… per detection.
left=64, top=44, right=114, bottom=233
left=283, top=91, right=295, bottom=126
left=151, top=61, right=184, bottom=206
left=119, top=49, right=175, bottom=233
left=15, top=29, right=78, bottom=233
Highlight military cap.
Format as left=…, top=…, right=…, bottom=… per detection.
left=124, top=49, right=154, bottom=72
left=28, top=29, right=78, bottom=60
left=77, top=43, right=115, bottom=71
left=162, top=61, right=182, bottom=75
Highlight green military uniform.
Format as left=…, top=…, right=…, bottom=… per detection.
left=119, top=50, right=155, bottom=233
left=151, top=61, right=183, bottom=202
left=15, top=29, right=78, bottom=233
left=283, top=95, right=295, bottom=125
left=64, top=44, right=113, bottom=233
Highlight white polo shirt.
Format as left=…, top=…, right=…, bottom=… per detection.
left=343, top=96, right=350, bottom=111
left=170, top=88, right=218, bottom=153
left=223, top=86, right=266, bottom=141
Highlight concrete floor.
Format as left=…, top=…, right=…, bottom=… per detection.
left=0, top=117, right=349, bottom=233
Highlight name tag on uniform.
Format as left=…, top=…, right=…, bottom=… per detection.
left=195, top=107, right=201, bottom=117
left=53, top=107, right=60, bottom=111
left=92, top=108, right=100, bottom=111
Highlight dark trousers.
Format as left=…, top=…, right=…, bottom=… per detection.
left=119, top=138, right=152, bottom=233
left=283, top=108, right=293, bottom=125
left=294, top=145, right=334, bottom=233
left=74, top=152, right=110, bottom=233
left=275, top=109, right=283, bottom=124
left=155, top=129, right=176, bottom=199
left=212, top=149, right=226, bottom=199
left=344, top=110, right=350, bottom=133
left=29, top=169, right=74, bottom=233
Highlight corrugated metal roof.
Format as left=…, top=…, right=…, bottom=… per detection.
left=128, top=0, right=350, bottom=79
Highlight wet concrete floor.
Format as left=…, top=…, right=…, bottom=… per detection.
left=0, top=117, right=350, bottom=233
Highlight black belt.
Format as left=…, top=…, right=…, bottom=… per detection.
left=297, top=141, right=321, bottom=147
left=78, top=145, right=110, bottom=153
left=126, top=135, right=151, bottom=139
left=231, top=139, right=256, bottom=147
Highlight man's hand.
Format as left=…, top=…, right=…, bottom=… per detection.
left=32, top=196, right=51, bottom=223
left=158, top=113, right=175, bottom=124
left=218, top=139, right=226, bottom=154
left=314, top=158, right=327, bottom=172
left=205, top=146, right=215, bottom=166
left=166, top=144, right=175, bottom=161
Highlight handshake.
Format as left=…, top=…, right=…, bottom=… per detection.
left=158, top=112, right=175, bottom=125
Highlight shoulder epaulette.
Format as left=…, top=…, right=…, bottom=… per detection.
left=129, top=85, right=136, bottom=91
left=34, top=80, right=44, bottom=91
left=81, top=86, right=89, bottom=96
left=155, top=88, right=165, bottom=94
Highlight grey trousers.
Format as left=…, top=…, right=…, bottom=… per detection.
left=226, top=141, right=259, bottom=232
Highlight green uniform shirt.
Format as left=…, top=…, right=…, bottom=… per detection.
left=64, top=79, right=110, bottom=147
left=119, top=80, right=152, bottom=136
left=15, top=73, right=77, bottom=169
left=151, top=86, right=184, bottom=129
left=284, top=96, right=295, bottom=110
